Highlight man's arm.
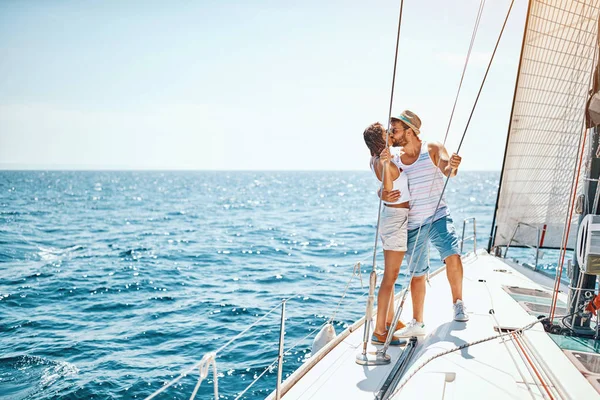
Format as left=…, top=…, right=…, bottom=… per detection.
left=428, top=141, right=461, bottom=178
left=378, top=188, right=401, bottom=202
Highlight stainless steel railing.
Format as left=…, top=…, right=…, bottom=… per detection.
left=504, top=222, right=542, bottom=271
left=460, top=217, right=477, bottom=254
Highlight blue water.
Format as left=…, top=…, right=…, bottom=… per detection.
left=0, top=170, right=562, bottom=399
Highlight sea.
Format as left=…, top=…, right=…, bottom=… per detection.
left=0, top=171, right=565, bottom=399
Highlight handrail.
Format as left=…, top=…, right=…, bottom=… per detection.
left=504, top=222, right=542, bottom=271
left=460, top=217, right=477, bottom=254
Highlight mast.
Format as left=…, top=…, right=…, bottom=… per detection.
left=487, top=0, right=532, bottom=253
left=565, top=4, right=600, bottom=335
left=568, top=129, right=598, bottom=334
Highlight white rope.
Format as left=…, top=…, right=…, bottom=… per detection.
left=481, top=281, right=537, bottom=400
left=143, top=300, right=286, bottom=400
left=389, top=318, right=544, bottom=397
left=189, top=352, right=218, bottom=400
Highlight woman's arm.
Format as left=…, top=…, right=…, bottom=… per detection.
left=379, top=147, right=398, bottom=191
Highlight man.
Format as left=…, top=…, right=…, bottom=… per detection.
left=382, top=110, right=467, bottom=338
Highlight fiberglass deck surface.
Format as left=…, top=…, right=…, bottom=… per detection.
left=278, top=252, right=598, bottom=400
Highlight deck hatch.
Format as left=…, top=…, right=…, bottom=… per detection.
left=502, top=286, right=552, bottom=298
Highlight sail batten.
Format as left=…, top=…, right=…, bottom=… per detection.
left=493, top=0, right=600, bottom=250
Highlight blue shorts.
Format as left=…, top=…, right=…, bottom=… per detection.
left=406, top=216, right=460, bottom=277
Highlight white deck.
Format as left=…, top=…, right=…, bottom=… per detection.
left=272, top=251, right=599, bottom=399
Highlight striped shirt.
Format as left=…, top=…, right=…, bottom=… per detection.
left=394, top=141, right=449, bottom=230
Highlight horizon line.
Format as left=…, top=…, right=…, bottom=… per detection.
left=0, top=167, right=501, bottom=172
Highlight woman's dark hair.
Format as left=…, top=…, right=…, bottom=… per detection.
left=363, top=123, right=386, bottom=156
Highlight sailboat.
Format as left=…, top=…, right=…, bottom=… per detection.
left=145, top=0, right=600, bottom=399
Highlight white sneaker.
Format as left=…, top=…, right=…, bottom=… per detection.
left=454, top=299, right=469, bottom=322
left=396, top=319, right=426, bottom=338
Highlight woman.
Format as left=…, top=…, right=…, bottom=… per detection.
left=363, top=122, right=410, bottom=345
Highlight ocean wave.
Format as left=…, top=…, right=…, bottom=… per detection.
left=0, top=355, right=79, bottom=398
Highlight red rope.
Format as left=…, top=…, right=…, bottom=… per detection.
left=550, top=129, right=587, bottom=321
left=512, top=333, right=555, bottom=399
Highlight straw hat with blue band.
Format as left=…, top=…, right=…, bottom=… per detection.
left=391, top=110, right=421, bottom=135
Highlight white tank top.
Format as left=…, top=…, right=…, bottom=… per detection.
left=370, top=157, right=411, bottom=205
left=395, top=141, right=448, bottom=229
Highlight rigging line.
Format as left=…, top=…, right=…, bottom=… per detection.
left=235, top=317, right=334, bottom=400
left=426, top=0, right=486, bottom=201
left=550, top=2, right=600, bottom=321
left=361, top=0, right=405, bottom=354
left=240, top=281, right=384, bottom=399
left=189, top=353, right=218, bottom=400
left=480, top=281, right=536, bottom=400
left=512, top=332, right=555, bottom=400
left=550, top=107, right=587, bottom=320
left=234, top=358, right=278, bottom=400
left=457, top=0, right=515, bottom=152
left=150, top=257, right=372, bottom=339
left=519, top=334, right=569, bottom=400
left=221, top=263, right=365, bottom=355
left=508, top=335, right=550, bottom=399
left=328, top=263, right=360, bottom=324
left=148, top=262, right=373, bottom=400
left=412, top=0, right=516, bottom=269
left=236, top=281, right=384, bottom=400
left=369, top=0, right=404, bottom=270
left=383, top=0, right=514, bottom=348
left=144, top=299, right=287, bottom=400
left=441, top=0, right=486, bottom=146
left=389, top=318, right=546, bottom=397
left=380, top=0, right=514, bottom=354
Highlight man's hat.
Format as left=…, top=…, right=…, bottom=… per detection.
left=391, top=110, right=421, bottom=135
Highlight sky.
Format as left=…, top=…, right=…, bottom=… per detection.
left=0, top=0, right=529, bottom=171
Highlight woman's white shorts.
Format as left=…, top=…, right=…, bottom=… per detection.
left=379, top=207, right=409, bottom=252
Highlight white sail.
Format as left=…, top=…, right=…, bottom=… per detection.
left=493, top=0, right=600, bottom=250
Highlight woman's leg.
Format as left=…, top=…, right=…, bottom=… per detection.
left=374, top=250, right=404, bottom=334
left=386, top=251, right=406, bottom=324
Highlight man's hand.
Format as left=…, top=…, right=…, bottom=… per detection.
left=443, top=152, right=461, bottom=177
left=378, top=188, right=401, bottom=202
left=449, top=153, right=461, bottom=171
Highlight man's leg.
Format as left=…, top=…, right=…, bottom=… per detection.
left=430, top=216, right=468, bottom=321
left=411, top=275, right=426, bottom=322
left=445, top=254, right=463, bottom=303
